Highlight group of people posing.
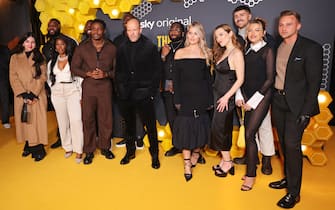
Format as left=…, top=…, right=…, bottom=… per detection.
left=8, top=5, right=322, bottom=209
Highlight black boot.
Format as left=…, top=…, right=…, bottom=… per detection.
left=261, top=155, right=273, bottom=175
left=148, top=134, right=160, bottom=169
left=149, top=147, right=160, bottom=169
left=233, top=154, right=247, bottom=165
left=101, top=149, right=115, bottom=159
left=83, top=153, right=94, bottom=165
left=50, top=138, right=61, bottom=149
left=164, top=146, right=181, bottom=157
left=31, top=144, right=46, bottom=162
left=50, top=128, right=62, bottom=149
left=233, top=154, right=260, bottom=165
left=120, top=137, right=136, bottom=165
left=22, top=141, right=31, bottom=157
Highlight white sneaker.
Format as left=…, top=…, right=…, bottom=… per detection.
left=3, top=123, right=11, bottom=129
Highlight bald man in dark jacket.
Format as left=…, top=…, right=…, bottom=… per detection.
left=115, top=18, right=162, bottom=169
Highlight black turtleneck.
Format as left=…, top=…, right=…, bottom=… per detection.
left=25, top=51, right=33, bottom=58
left=127, top=36, right=142, bottom=67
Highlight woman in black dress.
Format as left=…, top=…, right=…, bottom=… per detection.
left=209, top=24, right=245, bottom=178
left=173, top=22, right=213, bottom=181
left=236, top=18, right=275, bottom=190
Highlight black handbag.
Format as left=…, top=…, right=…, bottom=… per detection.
left=21, top=102, right=28, bottom=123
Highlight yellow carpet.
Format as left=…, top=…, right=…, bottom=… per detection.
left=0, top=112, right=334, bottom=210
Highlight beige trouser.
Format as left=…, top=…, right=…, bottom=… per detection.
left=51, top=83, right=83, bottom=154
left=256, top=109, right=275, bottom=156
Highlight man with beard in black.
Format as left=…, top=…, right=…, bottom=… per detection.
left=161, top=22, right=206, bottom=165
left=161, top=22, right=184, bottom=157
left=42, top=18, right=78, bottom=148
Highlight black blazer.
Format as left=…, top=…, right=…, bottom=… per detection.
left=115, top=35, right=162, bottom=100
left=282, top=35, right=323, bottom=117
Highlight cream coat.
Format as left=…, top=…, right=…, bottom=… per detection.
left=9, top=52, right=48, bottom=146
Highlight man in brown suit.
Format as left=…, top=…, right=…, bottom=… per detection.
left=71, top=19, right=116, bottom=165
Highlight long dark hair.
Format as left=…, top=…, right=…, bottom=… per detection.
left=49, top=35, right=72, bottom=86
left=13, top=32, right=44, bottom=79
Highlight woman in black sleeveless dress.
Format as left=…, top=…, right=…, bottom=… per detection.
left=208, top=24, right=245, bottom=178
left=173, top=22, right=213, bottom=181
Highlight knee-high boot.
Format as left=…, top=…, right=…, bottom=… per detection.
left=148, top=135, right=160, bottom=169
left=120, top=136, right=136, bottom=165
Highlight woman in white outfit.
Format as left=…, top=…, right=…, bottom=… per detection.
left=47, top=35, right=83, bottom=163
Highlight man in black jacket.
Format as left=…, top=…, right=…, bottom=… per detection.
left=269, top=10, right=322, bottom=209
left=115, top=17, right=162, bottom=169
left=113, top=13, right=146, bottom=149
left=160, top=22, right=184, bottom=157
left=42, top=18, right=77, bottom=62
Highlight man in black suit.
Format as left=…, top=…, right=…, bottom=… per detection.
left=269, top=10, right=322, bottom=209
left=115, top=17, right=162, bottom=169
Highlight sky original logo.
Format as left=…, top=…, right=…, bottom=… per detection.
left=140, top=16, right=192, bottom=30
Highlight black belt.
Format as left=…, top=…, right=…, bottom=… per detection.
left=179, top=109, right=206, bottom=118
left=60, top=81, right=73, bottom=84
left=275, top=88, right=286, bottom=95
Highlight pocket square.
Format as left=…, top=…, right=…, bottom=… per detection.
left=294, top=57, right=302, bottom=61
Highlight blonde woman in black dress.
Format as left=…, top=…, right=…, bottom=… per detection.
left=173, top=22, right=213, bottom=181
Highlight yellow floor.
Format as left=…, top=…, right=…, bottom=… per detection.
left=0, top=112, right=334, bottom=210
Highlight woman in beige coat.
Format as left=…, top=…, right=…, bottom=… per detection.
left=9, top=32, right=48, bottom=161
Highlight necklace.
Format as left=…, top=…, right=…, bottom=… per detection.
left=57, top=55, right=68, bottom=61
left=170, top=40, right=183, bottom=53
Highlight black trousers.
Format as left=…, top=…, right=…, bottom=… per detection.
left=112, top=96, right=145, bottom=138
left=118, top=96, right=158, bottom=154
left=162, top=91, right=177, bottom=131
left=272, top=92, right=306, bottom=196
left=0, top=81, right=10, bottom=123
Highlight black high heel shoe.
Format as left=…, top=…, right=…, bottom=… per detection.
left=213, top=160, right=235, bottom=177
left=184, top=158, right=192, bottom=182
left=191, top=151, right=206, bottom=168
